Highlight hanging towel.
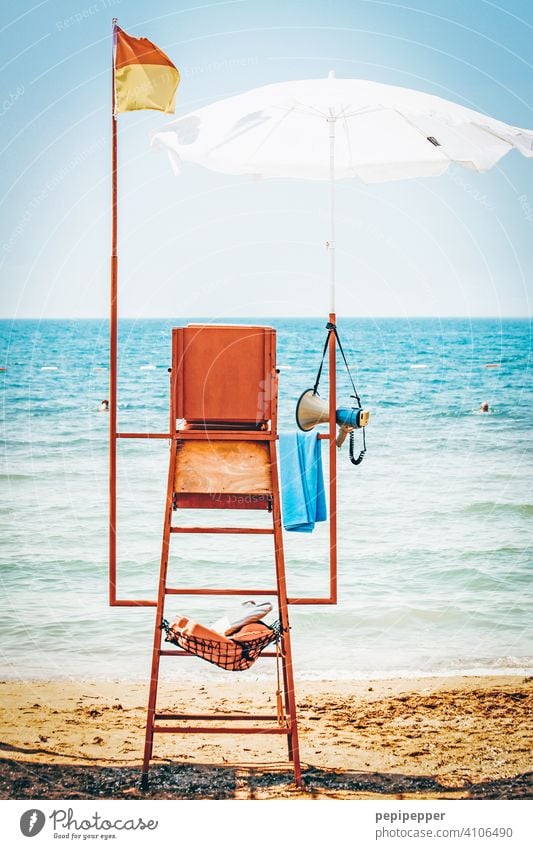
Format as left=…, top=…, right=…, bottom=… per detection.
left=279, top=431, right=327, bottom=532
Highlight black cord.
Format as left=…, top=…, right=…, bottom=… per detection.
left=312, top=321, right=367, bottom=464
left=349, top=427, right=366, bottom=465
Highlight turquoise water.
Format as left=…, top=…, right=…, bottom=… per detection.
left=0, top=317, right=531, bottom=682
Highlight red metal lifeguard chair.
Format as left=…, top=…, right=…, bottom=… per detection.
left=109, top=318, right=343, bottom=789
left=140, top=323, right=301, bottom=788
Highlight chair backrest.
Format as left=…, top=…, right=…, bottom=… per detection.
left=171, top=324, right=277, bottom=429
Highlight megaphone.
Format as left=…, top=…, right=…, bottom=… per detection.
left=295, top=389, right=330, bottom=432
left=295, top=389, right=370, bottom=447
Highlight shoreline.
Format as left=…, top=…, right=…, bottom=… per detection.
left=1, top=674, right=531, bottom=800
left=0, top=666, right=530, bottom=683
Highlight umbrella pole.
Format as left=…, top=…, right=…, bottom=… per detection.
left=328, top=116, right=336, bottom=315
left=328, top=311, right=337, bottom=604
left=328, top=116, right=337, bottom=603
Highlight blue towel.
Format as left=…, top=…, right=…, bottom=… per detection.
left=279, top=431, right=327, bottom=532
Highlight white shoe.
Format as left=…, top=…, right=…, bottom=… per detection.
left=211, top=600, right=273, bottom=636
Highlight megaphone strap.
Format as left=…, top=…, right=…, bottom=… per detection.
left=313, top=322, right=362, bottom=409
left=311, top=327, right=331, bottom=395
left=311, top=322, right=367, bottom=465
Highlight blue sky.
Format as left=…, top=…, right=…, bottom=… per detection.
left=1, top=0, right=532, bottom=318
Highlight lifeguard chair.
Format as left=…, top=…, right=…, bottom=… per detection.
left=141, top=324, right=301, bottom=788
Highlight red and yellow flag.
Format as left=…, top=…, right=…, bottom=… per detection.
left=114, top=27, right=180, bottom=114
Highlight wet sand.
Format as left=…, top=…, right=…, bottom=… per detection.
left=0, top=676, right=531, bottom=799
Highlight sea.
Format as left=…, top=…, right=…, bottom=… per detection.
left=0, top=317, right=531, bottom=683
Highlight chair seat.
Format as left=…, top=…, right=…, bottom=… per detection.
left=174, top=440, right=272, bottom=510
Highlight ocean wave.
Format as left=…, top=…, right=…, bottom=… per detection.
left=0, top=657, right=530, bottom=683
left=465, top=502, right=533, bottom=517
left=2, top=317, right=532, bottom=681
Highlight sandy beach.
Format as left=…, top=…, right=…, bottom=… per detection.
left=1, top=675, right=531, bottom=800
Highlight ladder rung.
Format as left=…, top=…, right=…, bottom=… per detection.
left=153, top=725, right=290, bottom=735
left=170, top=526, right=273, bottom=534
left=159, top=649, right=277, bottom=657
left=175, top=431, right=275, bottom=441
left=155, top=713, right=279, bottom=721
left=165, top=587, right=277, bottom=596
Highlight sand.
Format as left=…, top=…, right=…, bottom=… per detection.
left=0, top=675, right=531, bottom=800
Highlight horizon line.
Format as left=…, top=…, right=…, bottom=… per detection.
left=0, top=315, right=531, bottom=322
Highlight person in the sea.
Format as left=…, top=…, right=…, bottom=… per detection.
left=480, top=401, right=489, bottom=413
left=99, top=399, right=110, bottom=412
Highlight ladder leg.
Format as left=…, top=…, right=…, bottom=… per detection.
left=141, top=439, right=178, bottom=790
left=269, top=442, right=302, bottom=787
left=280, top=644, right=293, bottom=761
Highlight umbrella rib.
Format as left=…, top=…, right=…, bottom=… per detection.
left=334, top=104, right=386, bottom=119
left=244, top=103, right=299, bottom=166
left=388, top=108, right=454, bottom=165
left=476, top=123, right=530, bottom=154
left=287, top=101, right=335, bottom=119
left=240, top=101, right=384, bottom=174
left=285, top=102, right=360, bottom=120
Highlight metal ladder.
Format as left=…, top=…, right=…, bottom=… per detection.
left=141, top=431, right=302, bottom=790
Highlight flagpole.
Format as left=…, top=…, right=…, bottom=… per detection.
left=109, top=17, right=118, bottom=605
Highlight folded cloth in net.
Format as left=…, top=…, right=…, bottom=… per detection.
left=162, top=617, right=278, bottom=672
left=210, top=600, right=273, bottom=636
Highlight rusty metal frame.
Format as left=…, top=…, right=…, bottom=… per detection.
left=108, top=322, right=339, bottom=607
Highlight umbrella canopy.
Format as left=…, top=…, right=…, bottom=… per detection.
left=152, top=74, right=533, bottom=311
left=151, top=75, right=533, bottom=603
left=152, top=74, right=533, bottom=183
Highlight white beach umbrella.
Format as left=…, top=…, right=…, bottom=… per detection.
left=152, top=73, right=533, bottom=312
left=151, top=74, right=533, bottom=606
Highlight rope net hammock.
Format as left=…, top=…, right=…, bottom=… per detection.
left=161, top=618, right=282, bottom=672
